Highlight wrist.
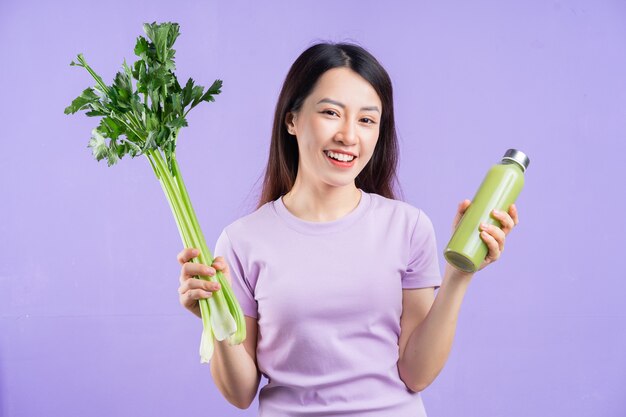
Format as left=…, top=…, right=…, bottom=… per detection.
left=443, top=262, right=475, bottom=286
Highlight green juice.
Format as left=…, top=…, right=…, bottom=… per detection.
left=444, top=149, right=530, bottom=273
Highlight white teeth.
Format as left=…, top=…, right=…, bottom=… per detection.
left=326, top=151, right=355, bottom=162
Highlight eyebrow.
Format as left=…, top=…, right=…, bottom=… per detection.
left=316, top=98, right=380, bottom=113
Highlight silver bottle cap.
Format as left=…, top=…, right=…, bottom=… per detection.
left=502, top=149, right=530, bottom=172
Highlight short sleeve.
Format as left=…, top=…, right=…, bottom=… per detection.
left=402, top=209, right=443, bottom=289
left=214, top=229, right=259, bottom=318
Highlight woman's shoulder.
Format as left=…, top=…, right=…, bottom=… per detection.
left=220, top=199, right=279, bottom=237
left=367, top=191, right=423, bottom=219
left=365, top=192, right=437, bottom=246
left=365, top=191, right=437, bottom=237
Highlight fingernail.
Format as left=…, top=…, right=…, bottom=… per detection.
left=493, top=209, right=501, bottom=215
left=204, top=267, right=215, bottom=275
left=480, top=223, right=489, bottom=230
left=214, top=283, right=221, bottom=291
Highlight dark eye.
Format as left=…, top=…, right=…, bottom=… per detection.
left=322, top=110, right=339, bottom=117
left=361, top=117, right=376, bottom=124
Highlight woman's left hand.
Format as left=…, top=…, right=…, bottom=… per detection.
left=452, top=199, right=520, bottom=272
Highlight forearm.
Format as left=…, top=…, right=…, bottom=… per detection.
left=398, top=264, right=474, bottom=392
left=210, top=339, right=260, bottom=409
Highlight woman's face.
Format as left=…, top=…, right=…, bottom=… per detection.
left=286, top=67, right=382, bottom=190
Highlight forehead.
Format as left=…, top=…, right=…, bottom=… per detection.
left=306, top=67, right=382, bottom=108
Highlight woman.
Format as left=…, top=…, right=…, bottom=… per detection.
left=176, top=43, right=519, bottom=416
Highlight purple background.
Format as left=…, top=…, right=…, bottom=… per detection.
left=1, top=0, right=625, bottom=416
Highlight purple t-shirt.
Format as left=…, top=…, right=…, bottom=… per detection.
left=214, top=190, right=442, bottom=416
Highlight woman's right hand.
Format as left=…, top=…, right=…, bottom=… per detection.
left=176, top=248, right=232, bottom=318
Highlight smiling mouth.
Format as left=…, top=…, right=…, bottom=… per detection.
left=323, top=150, right=356, bottom=162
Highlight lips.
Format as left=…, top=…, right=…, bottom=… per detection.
left=323, top=150, right=357, bottom=168
left=324, top=149, right=357, bottom=159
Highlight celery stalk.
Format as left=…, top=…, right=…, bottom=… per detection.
left=147, top=149, right=242, bottom=358
left=65, top=22, right=246, bottom=363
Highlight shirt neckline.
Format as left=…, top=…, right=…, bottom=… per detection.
left=272, top=189, right=372, bottom=235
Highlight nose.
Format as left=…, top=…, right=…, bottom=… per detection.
left=335, top=119, right=358, bottom=145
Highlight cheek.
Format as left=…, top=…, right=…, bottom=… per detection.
left=298, top=116, right=322, bottom=139
left=297, top=130, right=325, bottom=162
left=307, top=117, right=331, bottom=139
left=362, top=131, right=380, bottom=158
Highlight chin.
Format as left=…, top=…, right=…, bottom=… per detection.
left=322, top=175, right=361, bottom=188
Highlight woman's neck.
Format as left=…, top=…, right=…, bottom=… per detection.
left=281, top=182, right=362, bottom=222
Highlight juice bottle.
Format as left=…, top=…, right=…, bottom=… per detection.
left=444, top=149, right=530, bottom=273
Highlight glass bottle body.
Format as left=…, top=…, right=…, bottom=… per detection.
left=444, top=161, right=525, bottom=273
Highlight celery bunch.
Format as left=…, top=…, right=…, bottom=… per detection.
left=64, top=22, right=245, bottom=362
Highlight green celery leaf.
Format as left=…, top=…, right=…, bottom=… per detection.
left=68, top=22, right=223, bottom=175
left=122, top=60, right=134, bottom=87
left=113, top=73, right=132, bottom=99
left=85, top=101, right=110, bottom=117
left=93, top=83, right=109, bottom=96
left=171, top=73, right=182, bottom=93
left=146, top=65, right=172, bottom=99
left=203, top=79, right=223, bottom=99
left=168, top=116, right=188, bottom=130
left=165, top=23, right=180, bottom=49
left=170, top=92, right=182, bottom=116
left=116, top=141, right=129, bottom=158
left=155, top=126, right=171, bottom=147
left=130, top=94, right=145, bottom=120
left=164, top=139, right=176, bottom=174
left=109, top=138, right=134, bottom=162
left=145, top=112, right=159, bottom=131
left=106, top=139, right=121, bottom=166
left=163, top=92, right=182, bottom=122
left=88, top=129, right=109, bottom=161
left=181, top=78, right=195, bottom=107
left=190, top=85, right=205, bottom=108
left=101, top=116, right=126, bottom=140
left=110, top=67, right=134, bottom=111
left=134, top=36, right=150, bottom=59
left=85, top=109, right=108, bottom=117
left=64, top=87, right=100, bottom=114
left=125, top=139, right=143, bottom=157
left=149, top=88, right=161, bottom=114
left=144, top=22, right=179, bottom=66
left=125, top=127, right=142, bottom=146
left=133, top=60, right=148, bottom=93
left=144, top=130, right=158, bottom=151
left=164, top=48, right=176, bottom=72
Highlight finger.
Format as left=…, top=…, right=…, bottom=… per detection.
left=211, top=256, right=234, bottom=286
left=481, top=222, right=506, bottom=252
left=212, top=256, right=230, bottom=274
left=183, top=288, right=215, bottom=301
left=480, top=229, right=502, bottom=260
left=491, top=209, right=516, bottom=234
left=509, top=204, right=519, bottom=226
left=453, top=199, right=472, bottom=229
left=179, top=278, right=221, bottom=295
left=458, top=199, right=471, bottom=214
left=183, top=263, right=216, bottom=279
left=180, top=262, right=216, bottom=283
left=177, top=248, right=200, bottom=265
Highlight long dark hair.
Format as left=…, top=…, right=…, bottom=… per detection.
left=257, top=42, right=400, bottom=209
